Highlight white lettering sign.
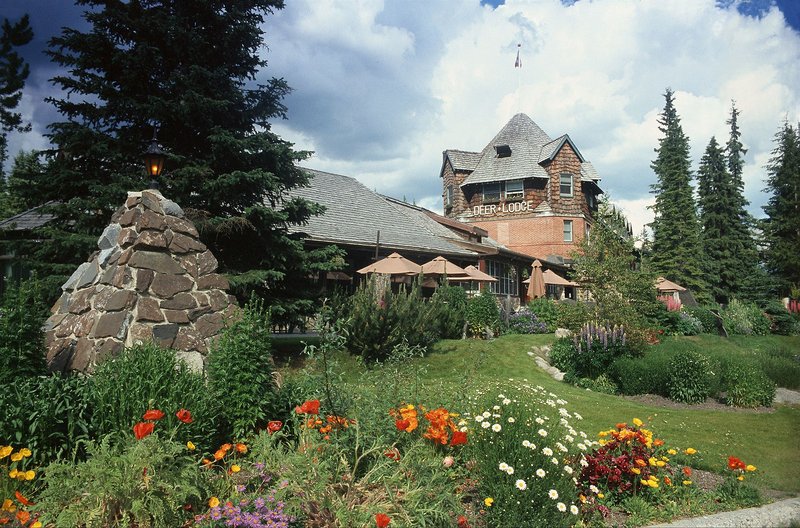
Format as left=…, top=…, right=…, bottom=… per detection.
left=472, top=201, right=534, bottom=216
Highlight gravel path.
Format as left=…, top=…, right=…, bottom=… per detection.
left=647, top=497, right=800, bottom=527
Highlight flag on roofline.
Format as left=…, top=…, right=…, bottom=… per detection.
left=514, top=44, right=522, bottom=68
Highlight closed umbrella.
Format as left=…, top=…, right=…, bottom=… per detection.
left=356, top=252, right=422, bottom=275
left=527, top=260, right=546, bottom=299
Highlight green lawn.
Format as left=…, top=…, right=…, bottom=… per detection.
left=289, top=334, right=800, bottom=494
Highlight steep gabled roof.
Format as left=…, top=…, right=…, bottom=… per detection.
left=580, top=161, right=601, bottom=183
left=461, top=113, right=552, bottom=186
left=441, top=149, right=481, bottom=176
left=539, top=134, right=585, bottom=164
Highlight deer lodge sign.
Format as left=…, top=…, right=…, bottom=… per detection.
left=472, top=201, right=535, bottom=217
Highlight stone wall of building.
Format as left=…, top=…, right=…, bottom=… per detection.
left=44, top=190, right=237, bottom=373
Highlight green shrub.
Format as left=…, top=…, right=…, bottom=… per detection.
left=667, top=349, right=715, bottom=404
left=685, top=305, right=720, bottom=334
left=547, top=338, right=577, bottom=375
left=571, top=322, right=632, bottom=379
left=207, top=297, right=276, bottom=439
left=759, top=345, right=800, bottom=390
left=721, top=361, right=776, bottom=408
left=721, top=300, right=770, bottom=336
left=555, top=300, right=591, bottom=331
left=465, top=290, right=501, bottom=338
left=0, top=373, right=93, bottom=464
left=611, top=351, right=673, bottom=397
left=763, top=300, right=800, bottom=335
left=430, top=283, right=468, bottom=339
left=91, top=343, right=223, bottom=447
left=0, top=278, right=48, bottom=383
left=37, top=434, right=211, bottom=527
left=564, top=373, right=619, bottom=394
left=527, top=298, right=559, bottom=332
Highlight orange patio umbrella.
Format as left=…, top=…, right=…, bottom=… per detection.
left=527, top=260, right=546, bottom=299
left=356, top=252, right=422, bottom=275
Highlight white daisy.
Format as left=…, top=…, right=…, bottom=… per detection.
left=481, top=421, right=491, bottom=429
left=482, top=411, right=491, bottom=418
left=537, top=429, right=548, bottom=437
left=506, top=466, right=514, bottom=475
left=474, top=415, right=484, bottom=422
left=460, top=426, right=468, bottom=432
left=499, top=462, right=508, bottom=471
left=574, top=412, right=583, bottom=420
left=557, top=502, right=566, bottom=512
left=570, top=504, right=579, bottom=515
left=493, top=405, right=501, bottom=411
left=542, top=447, right=553, bottom=456
left=565, top=435, right=574, bottom=443
left=552, top=457, right=560, bottom=465
left=535, top=417, right=545, bottom=425
left=522, top=440, right=531, bottom=448
left=492, top=423, right=502, bottom=432
left=515, top=479, right=527, bottom=491
left=579, top=431, right=588, bottom=439
left=548, top=489, right=559, bottom=500
left=589, top=485, right=599, bottom=494
left=503, top=398, right=511, bottom=405
left=507, top=417, right=515, bottom=423
left=498, top=393, right=506, bottom=399
left=580, top=458, right=589, bottom=468
left=536, top=468, right=546, bottom=478
left=556, top=442, right=568, bottom=453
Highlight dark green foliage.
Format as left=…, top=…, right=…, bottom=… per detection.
left=36, top=435, right=211, bottom=528
left=762, top=122, right=800, bottom=294
left=10, top=0, right=343, bottom=322
left=465, top=290, right=501, bottom=337
left=429, top=283, right=467, bottom=339
left=0, top=373, right=93, bottom=464
left=548, top=337, right=578, bottom=374
left=0, top=14, right=32, bottom=179
left=716, top=478, right=763, bottom=507
left=571, top=322, right=632, bottom=379
left=611, top=352, right=673, bottom=396
left=763, top=300, right=800, bottom=335
left=655, top=306, right=703, bottom=336
left=649, top=89, right=708, bottom=300
left=91, top=343, right=223, bottom=447
left=720, top=299, right=770, bottom=336
left=0, top=277, right=48, bottom=383
left=0, top=150, right=46, bottom=218
left=572, top=199, right=660, bottom=351
left=207, top=298, right=276, bottom=439
left=758, top=345, right=800, bottom=389
left=555, top=301, right=592, bottom=332
left=685, top=305, right=721, bottom=334
left=563, top=373, right=618, bottom=394
left=720, top=360, right=776, bottom=408
left=667, top=349, right=715, bottom=404
left=527, top=297, right=558, bottom=332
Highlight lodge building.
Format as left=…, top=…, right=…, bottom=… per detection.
left=441, top=113, right=603, bottom=264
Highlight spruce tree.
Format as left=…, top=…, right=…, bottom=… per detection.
left=649, top=89, right=708, bottom=300
left=0, top=14, right=33, bottom=181
left=10, top=1, right=342, bottom=326
left=763, top=122, right=800, bottom=294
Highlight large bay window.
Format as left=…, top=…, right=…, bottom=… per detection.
left=486, top=260, right=518, bottom=296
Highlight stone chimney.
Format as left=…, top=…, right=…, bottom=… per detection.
left=44, top=190, right=237, bottom=372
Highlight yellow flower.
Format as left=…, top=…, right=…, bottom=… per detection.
left=31, top=522, right=43, bottom=528
left=187, top=441, right=196, bottom=451
left=484, top=497, right=494, bottom=507
left=24, top=470, right=35, bottom=480
left=648, top=457, right=657, bottom=466
left=598, top=493, right=605, bottom=499
left=10, top=452, right=23, bottom=462
left=19, top=448, right=31, bottom=458
left=2, top=499, right=14, bottom=512
left=8, top=469, right=18, bottom=479
left=632, top=418, right=643, bottom=427
left=230, top=464, right=241, bottom=473
left=683, top=480, right=692, bottom=486
left=746, top=465, right=757, bottom=472
left=641, top=479, right=650, bottom=487
left=0, top=446, right=12, bottom=458
left=685, top=448, right=697, bottom=455
left=656, top=460, right=666, bottom=467
left=668, top=449, right=677, bottom=455
left=208, top=496, right=220, bottom=508
left=631, top=468, right=641, bottom=475
left=737, top=476, right=745, bottom=481
left=650, top=482, right=660, bottom=488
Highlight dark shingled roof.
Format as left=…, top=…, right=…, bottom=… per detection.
left=0, top=202, right=56, bottom=231
left=442, top=149, right=481, bottom=173
left=288, top=168, right=480, bottom=257
left=460, top=113, right=602, bottom=187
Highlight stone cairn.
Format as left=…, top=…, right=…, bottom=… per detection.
left=44, top=190, right=237, bottom=373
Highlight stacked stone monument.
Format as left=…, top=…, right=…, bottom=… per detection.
left=44, top=190, right=237, bottom=373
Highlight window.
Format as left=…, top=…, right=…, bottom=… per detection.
left=560, top=173, right=573, bottom=197
left=586, top=190, right=596, bottom=209
left=483, top=182, right=501, bottom=203
left=486, top=260, right=519, bottom=296
left=505, top=179, right=523, bottom=200
left=563, top=220, right=573, bottom=242
left=445, top=184, right=454, bottom=207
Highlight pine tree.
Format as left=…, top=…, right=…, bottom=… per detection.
left=0, top=14, right=33, bottom=180
left=763, top=122, right=800, bottom=294
left=10, top=1, right=342, bottom=326
left=649, top=89, right=708, bottom=299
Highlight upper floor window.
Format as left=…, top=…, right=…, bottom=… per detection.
left=483, top=182, right=501, bottom=203
left=564, top=220, right=573, bottom=242
left=560, top=173, right=573, bottom=197
left=586, top=189, right=597, bottom=209
left=445, top=184, right=454, bottom=207
left=505, top=179, right=524, bottom=200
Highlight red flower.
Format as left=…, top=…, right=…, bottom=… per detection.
left=175, top=408, right=193, bottom=424
left=133, top=421, right=155, bottom=440
left=450, top=431, right=468, bottom=446
left=457, top=515, right=470, bottom=528
left=14, top=491, right=33, bottom=506
left=267, top=420, right=283, bottom=434
left=294, top=399, right=320, bottom=415
left=395, top=419, right=410, bottom=431
left=682, top=466, right=692, bottom=477
left=384, top=448, right=401, bottom=461
left=727, top=456, right=746, bottom=471
left=142, top=409, right=165, bottom=421
left=375, top=513, right=391, bottom=527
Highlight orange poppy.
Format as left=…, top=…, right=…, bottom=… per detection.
left=142, top=409, right=165, bottom=421
left=175, top=409, right=193, bottom=424
left=133, top=422, right=154, bottom=440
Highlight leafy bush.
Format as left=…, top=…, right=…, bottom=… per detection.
left=611, top=352, right=673, bottom=397
left=721, top=361, right=776, bottom=408
left=527, top=298, right=559, bottom=332
left=667, top=349, right=715, bottom=404
left=548, top=338, right=577, bottom=375
left=571, top=322, right=631, bottom=379
left=759, top=345, right=800, bottom=390
left=36, top=434, right=210, bottom=527
left=721, top=300, right=770, bottom=336
left=429, top=283, right=467, bottom=339
left=506, top=307, right=548, bottom=334
left=0, top=374, right=93, bottom=465
left=685, top=306, right=720, bottom=334
left=207, top=297, right=276, bottom=439
left=465, top=291, right=501, bottom=338
left=0, top=278, right=48, bottom=384
left=763, top=300, right=800, bottom=335
left=91, top=343, right=223, bottom=447
left=555, top=301, right=591, bottom=332
left=564, top=373, right=619, bottom=394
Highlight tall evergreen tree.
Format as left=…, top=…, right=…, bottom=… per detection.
left=0, top=14, right=33, bottom=180
left=649, top=89, right=708, bottom=299
left=10, top=1, right=341, bottom=325
left=763, top=122, right=800, bottom=294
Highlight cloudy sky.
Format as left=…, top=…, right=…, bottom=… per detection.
left=4, top=0, right=800, bottom=235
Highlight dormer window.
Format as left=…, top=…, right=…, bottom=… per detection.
left=445, top=184, right=454, bottom=208
left=494, top=144, right=511, bottom=158
left=505, top=179, right=523, bottom=200
left=560, top=173, right=573, bottom=197
left=483, top=182, right=501, bottom=203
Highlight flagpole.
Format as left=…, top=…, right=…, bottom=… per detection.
left=514, top=43, right=522, bottom=113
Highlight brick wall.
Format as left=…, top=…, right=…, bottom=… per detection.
left=472, top=215, right=587, bottom=260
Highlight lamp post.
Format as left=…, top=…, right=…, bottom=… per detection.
left=143, top=129, right=165, bottom=189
